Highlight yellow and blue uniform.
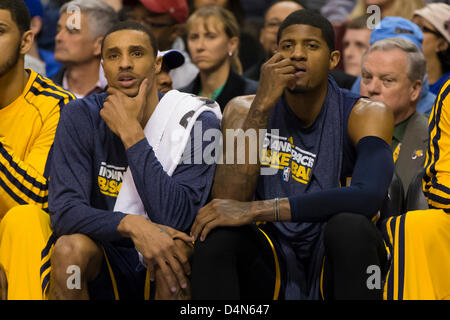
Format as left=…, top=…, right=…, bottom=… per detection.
left=42, top=92, right=219, bottom=299
left=383, top=79, right=450, bottom=300
left=0, top=69, right=74, bottom=214
left=0, top=69, right=74, bottom=299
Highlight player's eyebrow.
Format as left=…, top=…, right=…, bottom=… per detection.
left=104, top=47, right=120, bottom=54
left=128, top=45, right=147, bottom=52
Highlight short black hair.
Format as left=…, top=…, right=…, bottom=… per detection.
left=101, top=20, right=159, bottom=57
left=0, top=0, right=31, bottom=34
left=277, top=9, right=335, bottom=52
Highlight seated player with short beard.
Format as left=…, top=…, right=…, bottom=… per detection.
left=43, top=21, right=221, bottom=300
left=190, top=10, right=395, bottom=300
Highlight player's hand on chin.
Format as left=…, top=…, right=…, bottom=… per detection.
left=190, top=199, right=254, bottom=242
left=101, top=79, right=149, bottom=149
left=101, top=81, right=146, bottom=131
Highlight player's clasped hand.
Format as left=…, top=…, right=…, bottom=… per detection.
left=191, top=199, right=254, bottom=242
left=126, top=216, right=194, bottom=293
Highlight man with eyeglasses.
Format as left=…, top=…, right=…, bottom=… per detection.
left=245, top=0, right=304, bottom=81
left=121, top=0, right=199, bottom=89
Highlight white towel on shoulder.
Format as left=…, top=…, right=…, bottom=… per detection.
left=113, top=90, right=222, bottom=218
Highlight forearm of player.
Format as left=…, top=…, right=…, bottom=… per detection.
left=211, top=162, right=260, bottom=201
left=212, top=104, right=274, bottom=201
left=242, top=97, right=275, bottom=131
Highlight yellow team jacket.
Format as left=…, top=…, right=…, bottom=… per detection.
left=0, top=69, right=75, bottom=217
left=424, top=78, right=450, bottom=208
left=383, top=79, right=450, bottom=300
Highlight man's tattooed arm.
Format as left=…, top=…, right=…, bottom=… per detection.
left=211, top=95, right=275, bottom=201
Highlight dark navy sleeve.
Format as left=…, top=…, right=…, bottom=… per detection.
left=125, top=111, right=220, bottom=232
left=289, top=136, right=394, bottom=222
left=49, top=99, right=126, bottom=242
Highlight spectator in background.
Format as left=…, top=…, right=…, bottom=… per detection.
left=157, top=49, right=186, bottom=94
left=342, top=15, right=371, bottom=77
left=190, top=0, right=245, bottom=25
left=351, top=17, right=436, bottom=116
left=412, top=3, right=450, bottom=95
left=37, top=0, right=68, bottom=53
left=180, top=5, right=258, bottom=112
left=258, top=1, right=305, bottom=61
left=349, top=0, right=425, bottom=21
left=24, top=0, right=62, bottom=77
left=360, top=38, right=428, bottom=194
left=189, top=0, right=265, bottom=80
left=121, top=0, right=199, bottom=89
left=245, top=0, right=304, bottom=81
left=53, top=0, right=118, bottom=98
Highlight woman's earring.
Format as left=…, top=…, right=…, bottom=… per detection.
left=228, top=51, right=233, bottom=57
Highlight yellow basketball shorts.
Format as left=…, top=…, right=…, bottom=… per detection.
left=0, top=205, right=52, bottom=300
left=382, top=209, right=450, bottom=300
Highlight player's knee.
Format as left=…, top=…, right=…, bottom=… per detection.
left=324, top=213, right=375, bottom=255
left=51, top=234, right=98, bottom=276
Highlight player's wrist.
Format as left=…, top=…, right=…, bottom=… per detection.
left=119, top=122, right=145, bottom=150
left=117, top=214, right=143, bottom=239
left=252, top=198, right=291, bottom=222
left=251, top=200, right=275, bottom=222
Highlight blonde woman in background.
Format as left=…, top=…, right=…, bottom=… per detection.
left=349, top=0, right=424, bottom=21
left=180, top=5, right=258, bottom=112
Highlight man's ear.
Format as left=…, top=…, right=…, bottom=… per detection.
left=329, top=50, right=341, bottom=70
left=20, top=30, right=34, bottom=55
left=436, top=37, right=449, bottom=52
left=93, top=37, right=103, bottom=57
left=154, top=56, right=163, bottom=74
left=410, top=79, right=422, bottom=102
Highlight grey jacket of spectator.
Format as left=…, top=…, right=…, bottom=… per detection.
left=396, top=112, right=429, bottom=195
